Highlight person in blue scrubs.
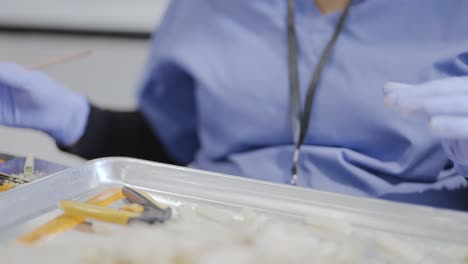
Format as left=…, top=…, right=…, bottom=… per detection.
left=1, top=0, right=468, bottom=210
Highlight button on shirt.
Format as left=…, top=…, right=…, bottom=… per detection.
left=139, top=0, right=468, bottom=210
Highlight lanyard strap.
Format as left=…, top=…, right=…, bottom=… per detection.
left=287, top=0, right=352, bottom=185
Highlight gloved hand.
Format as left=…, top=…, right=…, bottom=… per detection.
left=0, top=63, right=89, bottom=146
left=384, top=77, right=468, bottom=176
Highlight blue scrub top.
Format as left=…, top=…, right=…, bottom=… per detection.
left=139, top=0, right=468, bottom=210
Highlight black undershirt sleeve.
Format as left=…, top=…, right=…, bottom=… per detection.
left=60, top=105, right=179, bottom=165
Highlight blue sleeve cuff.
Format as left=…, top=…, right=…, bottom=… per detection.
left=442, top=140, right=468, bottom=177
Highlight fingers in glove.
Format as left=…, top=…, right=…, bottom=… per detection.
left=386, top=95, right=468, bottom=117
left=0, top=63, right=34, bottom=90
left=384, top=77, right=468, bottom=99
left=430, top=116, right=468, bottom=139
left=423, top=96, right=468, bottom=116
left=384, top=78, right=468, bottom=117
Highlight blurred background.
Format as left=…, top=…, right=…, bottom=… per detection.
left=0, top=0, right=170, bottom=166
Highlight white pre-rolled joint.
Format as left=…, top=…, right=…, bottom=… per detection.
left=24, top=154, right=35, bottom=177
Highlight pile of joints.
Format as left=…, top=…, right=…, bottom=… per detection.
left=1, top=200, right=467, bottom=264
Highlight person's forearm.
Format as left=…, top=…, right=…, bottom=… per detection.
left=60, top=105, right=179, bottom=164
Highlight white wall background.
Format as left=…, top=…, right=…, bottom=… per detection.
left=0, top=0, right=169, bottom=33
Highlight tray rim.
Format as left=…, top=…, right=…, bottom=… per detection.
left=1, top=157, right=468, bottom=245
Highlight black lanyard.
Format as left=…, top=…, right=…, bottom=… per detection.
left=287, top=0, right=352, bottom=185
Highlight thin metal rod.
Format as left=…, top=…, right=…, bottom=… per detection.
left=28, top=49, right=92, bottom=70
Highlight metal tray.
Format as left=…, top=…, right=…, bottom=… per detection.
left=0, top=156, right=67, bottom=176
left=1, top=157, right=468, bottom=245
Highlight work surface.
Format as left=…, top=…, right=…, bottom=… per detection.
left=1, top=158, right=468, bottom=263
left=0, top=31, right=150, bottom=165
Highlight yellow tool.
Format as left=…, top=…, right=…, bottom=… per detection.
left=120, top=203, right=145, bottom=213
left=0, top=181, right=14, bottom=192
left=17, top=187, right=124, bottom=245
left=59, top=186, right=172, bottom=225
left=59, top=201, right=142, bottom=225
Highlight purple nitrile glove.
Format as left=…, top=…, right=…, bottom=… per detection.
left=384, top=77, right=468, bottom=176
left=0, top=63, right=89, bottom=146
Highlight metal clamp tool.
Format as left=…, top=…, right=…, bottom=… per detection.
left=59, top=186, right=172, bottom=225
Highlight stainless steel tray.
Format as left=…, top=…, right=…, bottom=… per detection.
left=1, top=157, right=468, bottom=245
